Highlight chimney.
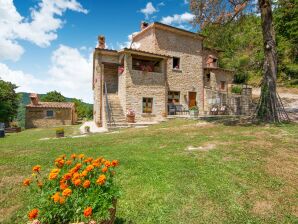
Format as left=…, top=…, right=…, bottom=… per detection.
left=98, top=35, right=105, bottom=49
left=140, top=21, right=149, bottom=31
left=30, top=93, right=39, bottom=105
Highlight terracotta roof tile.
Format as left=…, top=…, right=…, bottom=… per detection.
left=26, top=102, right=75, bottom=109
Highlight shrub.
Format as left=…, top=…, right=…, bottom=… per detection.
left=55, top=128, right=64, bottom=135
left=189, top=106, right=199, bottom=111
left=23, top=154, right=120, bottom=224
left=231, top=85, right=242, bottom=94
left=84, top=126, right=90, bottom=133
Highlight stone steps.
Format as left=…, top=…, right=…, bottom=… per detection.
left=106, top=94, right=127, bottom=126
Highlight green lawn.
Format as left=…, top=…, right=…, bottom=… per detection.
left=0, top=120, right=297, bottom=223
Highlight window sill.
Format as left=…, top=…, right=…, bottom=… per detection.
left=172, top=69, right=182, bottom=73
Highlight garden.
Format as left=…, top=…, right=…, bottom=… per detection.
left=0, top=120, right=297, bottom=223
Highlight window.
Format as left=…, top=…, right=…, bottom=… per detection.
left=46, top=110, right=54, bottom=117
left=168, top=91, right=180, bottom=104
left=143, top=98, right=153, bottom=113
left=206, top=73, right=211, bottom=82
left=173, top=57, right=180, bottom=69
left=220, top=81, right=226, bottom=90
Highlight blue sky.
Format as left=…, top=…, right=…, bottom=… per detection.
left=0, top=0, right=195, bottom=103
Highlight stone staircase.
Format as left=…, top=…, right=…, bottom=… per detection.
left=106, top=94, right=128, bottom=128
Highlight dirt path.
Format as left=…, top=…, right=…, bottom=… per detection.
left=252, top=87, right=298, bottom=121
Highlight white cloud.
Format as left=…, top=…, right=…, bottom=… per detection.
left=140, top=2, right=157, bottom=19
left=0, top=0, right=87, bottom=61
left=161, top=12, right=195, bottom=26
left=0, top=45, right=93, bottom=103
left=117, top=32, right=140, bottom=49
left=184, top=0, right=189, bottom=4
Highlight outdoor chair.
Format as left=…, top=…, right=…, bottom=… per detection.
left=210, top=106, right=218, bottom=115
left=218, top=105, right=227, bottom=115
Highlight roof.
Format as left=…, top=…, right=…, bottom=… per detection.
left=120, top=48, right=171, bottom=58
left=203, top=47, right=225, bottom=53
left=26, top=102, right=75, bottom=109
left=133, top=22, right=205, bottom=40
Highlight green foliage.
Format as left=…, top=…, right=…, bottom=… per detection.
left=0, top=80, right=20, bottom=123
left=55, top=128, right=64, bottom=134
left=189, top=106, right=199, bottom=111
left=201, top=1, right=298, bottom=86
left=231, top=85, right=243, bottom=94
left=275, top=0, right=298, bottom=80
left=24, top=154, right=120, bottom=223
left=41, top=91, right=66, bottom=102
left=72, top=99, right=93, bottom=120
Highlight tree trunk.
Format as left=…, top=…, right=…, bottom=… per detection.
left=255, top=0, right=289, bottom=122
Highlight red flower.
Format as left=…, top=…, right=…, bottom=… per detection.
left=28, top=209, right=38, bottom=220
left=84, top=207, right=92, bottom=217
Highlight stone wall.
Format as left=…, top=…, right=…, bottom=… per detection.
left=25, top=108, right=73, bottom=129
left=124, top=54, right=167, bottom=122
left=134, top=27, right=204, bottom=112
left=104, top=63, right=118, bottom=93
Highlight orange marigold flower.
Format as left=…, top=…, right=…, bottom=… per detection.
left=63, top=173, right=72, bottom=180
left=83, top=180, right=91, bottom=188
left=72, top=172, right=80, bottom=180
left=74, top=178, right=81, bottom=186
left=49, top=172, right=58, bottom=180
left=37, top=181, right=43, bottom=188
left=92, top=162, right=100, bottom=167
left=101, top=166, right=108, bottom=173
left=51, top=168, right=60, bottom=173
left=60, top=182, right=68, bottom=190
left=28, top=209, right=38, bottom=220
left=23, top=178, right=31, bottom=186
left=96, top=174, right=106, bottom=186
left=52, top=192, right=60, bottom=203
left=55, top=158, right=65, bottom=168
left=83, top=207, right=92, bottom=217
left=62, top=188, right=72, bottom=197
left=81, top=170, right=88, bottom=177
left=111, top=160, right=119, bottom=167
left=85, top=165, right=94, bottom=172
left=84, top=157, right=93, bottom=163
left=78, top=154, right=85, bottom=159
left=59, top=196, right=65, bottom=204
left=71, top=154, right=76, bottom=159
left=32, top=165, right=41, bottom=172
left=104, top=161, right=111, bottom=167
left=65, top=160, right=72, bottom=165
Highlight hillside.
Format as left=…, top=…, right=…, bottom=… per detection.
left=19, top=92, right=92, bottom=106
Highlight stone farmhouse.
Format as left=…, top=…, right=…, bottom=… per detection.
left=93, top=22, right=252, bottom=128
left=25, top=93, right=77, bottom=129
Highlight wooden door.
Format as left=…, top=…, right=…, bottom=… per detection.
left=189, top=92, right=197, bottom=108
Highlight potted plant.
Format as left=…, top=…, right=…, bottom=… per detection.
left=126, top=109, right=135, bottom=123
left=189, top=106, right=199, bottom=118
left=84, top=126, right=90, bottom=133
left=23, top=154, right=120, bottom=224
left=56, top=128, right=64, bottom=138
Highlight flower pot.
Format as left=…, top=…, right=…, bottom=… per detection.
left=126, top=115, right=135, bottom=123
left=56, top=132, right=64, bottom=138
left=189, top=110, right=199, bottom=118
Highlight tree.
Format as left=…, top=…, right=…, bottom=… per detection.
left=41, top=91, right=66, bottom=102
left=190, top=0, right=289, bottom=122
left=0, top=80, right=20, bottom=124
left=72, top=99, right=93, bottom=120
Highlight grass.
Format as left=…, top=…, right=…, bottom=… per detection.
left=0, top=120, right=297, bottom=223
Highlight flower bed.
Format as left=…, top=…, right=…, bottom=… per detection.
left=23, top=154, right=120, bottom=224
